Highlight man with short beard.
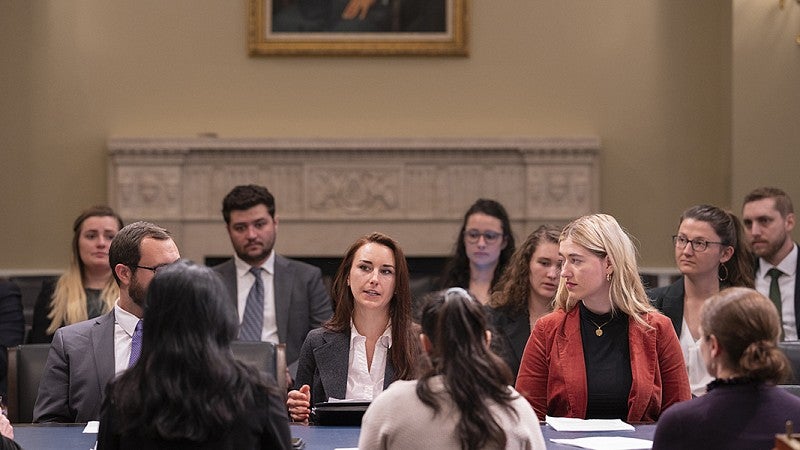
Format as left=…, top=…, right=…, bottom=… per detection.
left=742, top=187, right=798, bottom=340
left=213, top=185, right=332, bottom=379
left=34, top=221, right=180, bottom=423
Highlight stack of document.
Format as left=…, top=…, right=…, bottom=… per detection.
left=545, top=416, right=652, bottom=450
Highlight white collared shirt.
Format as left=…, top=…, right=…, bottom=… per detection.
left=113, top=301, right=140, bottom=375
left=345, top=322, right=392, bottom=401
left=679, top=319, right=714, bottom=396
left=755, top=244, right=798, bottom=340
left=234, top=251, right=278, bottom=343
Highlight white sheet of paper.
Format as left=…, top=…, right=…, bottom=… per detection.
left=83, top=421, right=99, bottom=433
left=550, top=437, right=652, bottom=449
left=545, top=415, right=635, bottom=432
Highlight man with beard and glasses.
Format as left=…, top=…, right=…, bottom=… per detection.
left=742, top=187, right=798, bottom=340
left=34, top=221, right=180, bottom=423
left=213, top=185, right=332, bottom=380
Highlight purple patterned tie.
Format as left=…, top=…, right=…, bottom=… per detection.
left=128, top=320, right=143, bottom=368
left=239, top=267, right=264, bottom=341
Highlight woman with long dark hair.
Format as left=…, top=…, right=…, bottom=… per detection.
left=649, top=204, right=753, bottom=395
left=359, top=288, right=545, bottom=449
left=439, top=199, right=516, bottom=304
left=97, top=261, right=291, bottom=449
left=287, top=232, right=418, bottom=422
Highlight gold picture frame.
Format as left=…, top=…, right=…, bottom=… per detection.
left=248, top=0, right=468, bottom=56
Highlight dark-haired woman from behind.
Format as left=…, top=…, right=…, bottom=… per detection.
left=97, top=261, right=291, bottom=449
left=653, top=287, right=800, bottom=449
left=359, top=288, right=545, bottom=450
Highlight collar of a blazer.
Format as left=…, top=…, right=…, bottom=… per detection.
left=555, top=306, right=657, bottom=421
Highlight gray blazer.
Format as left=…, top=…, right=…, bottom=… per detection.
left=213, top=254, right=333, bottom=375
left=34, top=309, right=116, bottom=423
left=294, top=327, right=396, bottom=406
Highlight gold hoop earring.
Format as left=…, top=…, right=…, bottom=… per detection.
left=718, top=264, right=729, bottom=282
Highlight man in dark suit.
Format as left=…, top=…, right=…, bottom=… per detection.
left=0, top=280, right=25, bottom=398
left=742, top=187, right=798, bottom=340
left=213, top=185, right=332, bottom=379
left=33, top=222, right=180, bottom=422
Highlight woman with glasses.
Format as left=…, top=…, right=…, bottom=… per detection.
left=438, top=199, right=516, bottom=305
left=29, top=205, right=123, bottom=344
left=488, top=225, right=562, bottom=379
left=516, top=214, right=690, bottom=422
left=359, top=288, right=546, bottom=450
left=286, top=232, right=418, bottom=423
left=649, top=205, right=753, bottom=396
left=653, top=288, right=800, bottom=449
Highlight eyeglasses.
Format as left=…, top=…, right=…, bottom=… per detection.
left=134, top=265, right=162, bottom=274
left=672, top=235, right=725, bottom=252
left=464, top=229, right=503, bottom=244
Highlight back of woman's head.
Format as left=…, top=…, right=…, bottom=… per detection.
left=680, top=205, right=754, bottom=288
left=554, top=214, right=652, bottom=321
left=490, top=224, right=561, bottom=311
left=417, top=288, right=515, bottom=450
left=702, top=287, right=790, bottom=383
left=442, top=198, right=516, bottom=289
left=110, top=260, right=262, bottom=442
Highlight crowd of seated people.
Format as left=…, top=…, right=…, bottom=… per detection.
left=1, top=184, right=799, bottom=448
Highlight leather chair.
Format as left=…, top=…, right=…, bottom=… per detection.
left=230, top=341, right=287, bottom=401
left=6, top=344, right=52, bottom=423
left=779, top=341, right=800, bottom=384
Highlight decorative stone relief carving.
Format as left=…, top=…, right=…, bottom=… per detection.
left=108, top=137, right=600, bottom=260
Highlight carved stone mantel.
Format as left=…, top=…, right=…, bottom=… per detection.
left=108, top=137, right=601, bottom=262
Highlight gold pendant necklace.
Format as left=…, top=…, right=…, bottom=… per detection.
left=588, top=318, right=613, bottom=337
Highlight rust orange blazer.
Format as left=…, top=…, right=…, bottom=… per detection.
left=515, top=304, right=690, bottom=423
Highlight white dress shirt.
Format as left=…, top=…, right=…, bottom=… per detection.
left=113, top=302, right=140, bottom=375
left=755, top=244, right=798, bottom=340
left=344, top=322, right=392, bottom=401
left=679, top=319, right=713, bottom=396
left=234, top=251, right=278, bottom=344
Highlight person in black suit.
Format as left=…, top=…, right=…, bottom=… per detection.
left=742, top=187, right=799, bottom=340
left=0, top=280, right=24, bottom=397
left=98, top=260, right=291, bottom=449
left=213, top=185, right=332, bottom=379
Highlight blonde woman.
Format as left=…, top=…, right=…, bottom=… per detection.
left=516, top=214, right=690, bottom=422
left=28, top=206, right=123, bottom=343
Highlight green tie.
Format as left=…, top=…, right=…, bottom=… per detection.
left=768, top=267, right=784, bottom=340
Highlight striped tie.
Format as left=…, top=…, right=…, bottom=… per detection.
left=239, top=267, right=264, bottom=341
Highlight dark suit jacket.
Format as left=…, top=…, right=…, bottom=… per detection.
left=754, top=243, right=800, bottom=336
left=294, top=327, right=396, bottom=406
left=648, top=277, right=686, bottom=338
left=487, top=305, right=531, bottom=381
left=0, top=281, right=25, bottom=397
left=34, top=309, right=116, bottom=423
left=213, top=255, right=333, bottom=375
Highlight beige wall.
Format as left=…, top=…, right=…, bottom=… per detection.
left=0, top=0, right=794, bottom=273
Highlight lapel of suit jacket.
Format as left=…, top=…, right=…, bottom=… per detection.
left=661, top=278, right=686, bottom=338
left=314, top=330, right=349, bottom=401
left=273, top=254, right=292, bottom=344
left=92, top=310, right=117, bottom=395
left=556, top=308, right=588, bottom=418
left=219, top=260, right=238, bottom=313
left=627, top=314, right=655, bottom=421
left=793, top=243, right=800, bottom=335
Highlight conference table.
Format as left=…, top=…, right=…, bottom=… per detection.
left=11, top=422, right=657, bottom=449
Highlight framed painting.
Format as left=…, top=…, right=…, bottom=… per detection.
left=248, top=0, right=468, bottom=56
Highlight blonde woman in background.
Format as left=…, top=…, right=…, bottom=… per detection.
left=28, top=206, right=123, bottom=343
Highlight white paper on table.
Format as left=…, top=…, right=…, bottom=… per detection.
left=83, top=421, right=99, bottom=433
left=550, top=436, right=652, bottom=449
left=545, top=415, right=635, bottom=432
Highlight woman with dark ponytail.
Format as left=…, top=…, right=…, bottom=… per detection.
left=649, top=204, right=753, bottom=395
left=359, top=288, right=545, bottom=450
left=653, top=287, right=800, bottom=449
